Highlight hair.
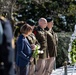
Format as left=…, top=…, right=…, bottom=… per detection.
left=20, top=24, right=33, bottom=34
left=38, top=18, right=47, bottom=25
left=38, top=18, right=47, bottom=23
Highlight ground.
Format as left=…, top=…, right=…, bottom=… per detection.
left=51, top=65, right=76, bottom=75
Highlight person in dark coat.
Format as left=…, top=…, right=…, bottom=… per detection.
left=0, top=16, right=15, bottom=75
left=44, top=17, right=58, bottom=75
left=15, top=24, right=34, bottom=75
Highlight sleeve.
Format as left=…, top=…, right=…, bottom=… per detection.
left=55, top=33, right=58, bottom=45
left=33, top=33, right=40, bottom=47
left=47, top=31, right=55, bottom=48
left=34, top=31, right=46, bottom=52
left=33, top=30, right=41, bottom=42
left=3, top=20, right=13, bottom=43
left=17, top=39, right=31, bottom=61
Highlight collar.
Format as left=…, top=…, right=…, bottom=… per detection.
left=37, top=26, right=44, bottom=31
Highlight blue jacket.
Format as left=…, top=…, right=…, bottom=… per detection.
left=16, top=34, right=32, bottom=67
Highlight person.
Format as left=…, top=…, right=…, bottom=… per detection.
left=0, top=16, right=15, bottom=75
left=45, top=17, right=58, bottom=75
left=15, top=24, right=34, bottom=75
left=26, top=19, right=40, bottom=75
left=14, top=21, right=25, bottom=61
left=33, top=18, right=48, bottom=75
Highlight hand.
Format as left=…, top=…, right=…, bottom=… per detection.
left=31, top=44, right=36, bottom=50
left=30, top=57, right=34, bottom=62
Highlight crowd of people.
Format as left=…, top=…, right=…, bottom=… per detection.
left=0, top=15, right=58, bottom=75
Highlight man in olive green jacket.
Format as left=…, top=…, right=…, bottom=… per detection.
left=34, top=18, right=48, bottom=75
left=26, top=19, right=40, bottom=75
left=44, top=17, right=58, bottom=75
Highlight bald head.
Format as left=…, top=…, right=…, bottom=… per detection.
left=38, top=18, right=47, bottom=23
left=38, top=18, right=47, bottom=29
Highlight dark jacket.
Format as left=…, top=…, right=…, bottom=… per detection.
left=0, top=17, right=14, bottom=75
left=45, top=27, right=58, bottom=57
left=16, top=34, right=32, bottom=67
left=34, top=26, right=47, bottom=58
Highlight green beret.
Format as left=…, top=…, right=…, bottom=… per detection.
left=46, top=17, right=53, bottom=22
left=26, top=19, right=35, bottom=26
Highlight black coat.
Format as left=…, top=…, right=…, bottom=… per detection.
left=0, top=17, right=14, bottom=75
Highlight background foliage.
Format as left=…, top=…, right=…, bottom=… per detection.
left=70, top=39, right=76, bottom=64
left=13, top=0, right=76, bottom=32
left=56, top=32, right=72, bottom=68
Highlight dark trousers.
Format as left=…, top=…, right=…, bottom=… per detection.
left=16, top=64, right=29, bottom=75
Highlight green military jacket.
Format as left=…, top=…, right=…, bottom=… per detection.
left=34, top=26, right=47, bottom=58
left=26, top=33, right=40, bottom=64
left=45, top=27, right=58, bottom=57
left=26, top=33, right=39, bottom=45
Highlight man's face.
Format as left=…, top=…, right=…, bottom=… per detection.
left=41, top=20, right=47, bottom=28
left=31, top=26, right=35, bottom=30
left=39, top=19, right=47, bottom=28
left=27, top=30, right=32, bottom=35
left=47, top=21, right=54, bottom=29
